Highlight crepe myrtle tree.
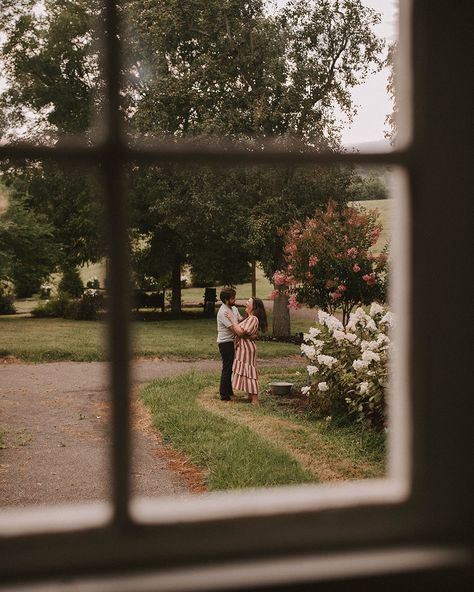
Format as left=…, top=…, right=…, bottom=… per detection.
left=274, top=200, right=388, bottom=326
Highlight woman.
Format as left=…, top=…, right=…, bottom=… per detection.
left=225, top=297, right=267, bottom=405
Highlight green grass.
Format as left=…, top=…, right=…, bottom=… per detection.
left=256, top=371, right=386, bottom=478
left=141, top=372, right=314, bottom=490
left=0, top=313, right=309, bottom=362
left=141, top=369, right=386, bottom=490
left=351, top=199, right=392, bottom=255
left=180, top=263, right=274, bottom=303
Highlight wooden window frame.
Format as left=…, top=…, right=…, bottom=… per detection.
left=0, top=1, right=472, bottom=589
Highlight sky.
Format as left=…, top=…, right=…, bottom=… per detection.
left=338, top=0, right=398, bottom=147
left=1, top=1, right=398, bottom=146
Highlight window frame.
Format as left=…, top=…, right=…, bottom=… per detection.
left=0, top=0, right=472, bottom=589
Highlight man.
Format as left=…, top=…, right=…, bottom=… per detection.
left=216, top=288, right=242, bottom=401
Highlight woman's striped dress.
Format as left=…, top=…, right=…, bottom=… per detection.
left=232, top=315, right=259, bottom=395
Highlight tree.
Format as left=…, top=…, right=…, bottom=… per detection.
left=124, top=0, right=384, bottom=324
left=348, top=172, right=388, bottom=201
left=0, top=0, right=105, bottom=279
left=276, top=200, right=388, bottom=326
left=0, top=189, right=57, bottom=297
left=1, top=0, right=385, bottom=329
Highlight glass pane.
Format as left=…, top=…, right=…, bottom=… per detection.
left=122, top=0, right=399, bottom=152
left=0, top=1, right=103, bottom=144
left=129, top=162, right=399, bottom=500
left=0, top=160, right=110, bottom=510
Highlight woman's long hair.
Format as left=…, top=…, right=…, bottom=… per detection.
left=251, top=298, right=268, bottom=333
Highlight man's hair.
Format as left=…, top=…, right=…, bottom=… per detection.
left=220, top=288, right=236, bottom=303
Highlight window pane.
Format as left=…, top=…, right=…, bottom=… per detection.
left=0, top=160, right=111, bottom=511
left=0, top=1, right=103, bottom=144
left=129, top=163, right=403, bottom=502
left=122, top=1, right=399, bottom=152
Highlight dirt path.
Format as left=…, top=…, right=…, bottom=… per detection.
left=0, top=356, right=302, bottom=507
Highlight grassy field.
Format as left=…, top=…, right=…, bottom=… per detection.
left=141, top=369, right=386, bottom=491
left=352, top=198, right=392, bottom=255
left=0, top=313, right=309, bottom=362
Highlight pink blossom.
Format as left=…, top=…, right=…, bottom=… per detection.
left=284, top=243, right=297, bottom=255
left=362, top=273, right=377, bottom=286
left=330, top=291, right=342, bottom=300
left=287, top=294, right=299, bottom=309
left=353, top=263, right=361, bottom=272
left=370, top=228, right=381, bottom=245
left=273, top=271, right=287, bottom=286
left=337, top=284, right=347, bottom=292
left=308, top=255, right=319, bottom=267
left=347, top=247, right=357, bottom=259
left=270, top=289, right=280, bottom=300
left=287, top=264, right=294, bottom=273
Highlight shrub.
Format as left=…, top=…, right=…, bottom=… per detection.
left=58, top=268, right=84, bottom=298
left=31, top=292, right=72, bottom=318
left=0, top=285, right=16, bottom=315
left=31, top=289, right=104, bottom=320
left=39, top=283, right=53, bottom=299
left=14, top=275, right=43, bottom=298
left=300, top=303, right=393, bottom=431
left=85, top=276, right=100, bottom=289
left=73, top=289, right=104, bottom=320
left=274, top=200, right=388, bottom=326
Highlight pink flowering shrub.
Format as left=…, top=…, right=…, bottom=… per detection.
left=279, top=200, right=388, bottom=325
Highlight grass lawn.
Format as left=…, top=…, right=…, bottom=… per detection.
left=0, top=313, right=310, bottom=362
left=140, top=369, right=386, bottom=491
left=352, top=198, right=392, bottom=255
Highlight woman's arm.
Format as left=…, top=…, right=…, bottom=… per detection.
left=225, top=310, right=248, bottom=337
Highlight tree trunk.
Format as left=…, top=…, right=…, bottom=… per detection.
left=251, top=261, right=257, bottom=299
left=272, top=289, right=291, bottom=337
left=171, top=256, right=182, bottom=314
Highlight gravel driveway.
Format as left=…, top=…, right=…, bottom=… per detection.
left=0, top=356, right=302, bottom=507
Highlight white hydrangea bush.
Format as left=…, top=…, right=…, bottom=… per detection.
left=301, top=303, right=393, bottom=430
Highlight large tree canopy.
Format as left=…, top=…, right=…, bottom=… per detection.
left=1, top=0, right=385, bottom=329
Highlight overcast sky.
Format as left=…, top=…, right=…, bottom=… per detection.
left=338, top=0, right=398, bottom=147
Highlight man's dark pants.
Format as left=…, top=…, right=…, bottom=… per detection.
left=218, top=341, right=235, bottom=400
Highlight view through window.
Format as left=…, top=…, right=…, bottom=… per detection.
left=0, top=0, right=404, bottom=523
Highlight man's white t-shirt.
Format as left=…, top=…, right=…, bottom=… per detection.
left=216, top=304, right=243, bottom=343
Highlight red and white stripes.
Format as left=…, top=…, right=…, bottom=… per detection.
left=232, top=316, right=259, bottom=395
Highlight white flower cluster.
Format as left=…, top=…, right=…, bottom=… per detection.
left=300, top=303, right=393, bottom=428
left=84, top=288, right=99, bottom=296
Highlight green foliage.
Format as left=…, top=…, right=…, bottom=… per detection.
left=348, top=173, right=388, bottom=201
left=58, top=267, right=84, bottom=298
left=0, top=0, right=100, bottom=137
left=0, top=284, right=16, bottom=315
left=1, top=0, right=385, bottom=315
left=0, top=191, right=57, bottom=297
left=31, top=292, right=72, bottom=318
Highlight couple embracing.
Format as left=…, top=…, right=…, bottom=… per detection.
left=216, top=288, right=267, bottom=405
